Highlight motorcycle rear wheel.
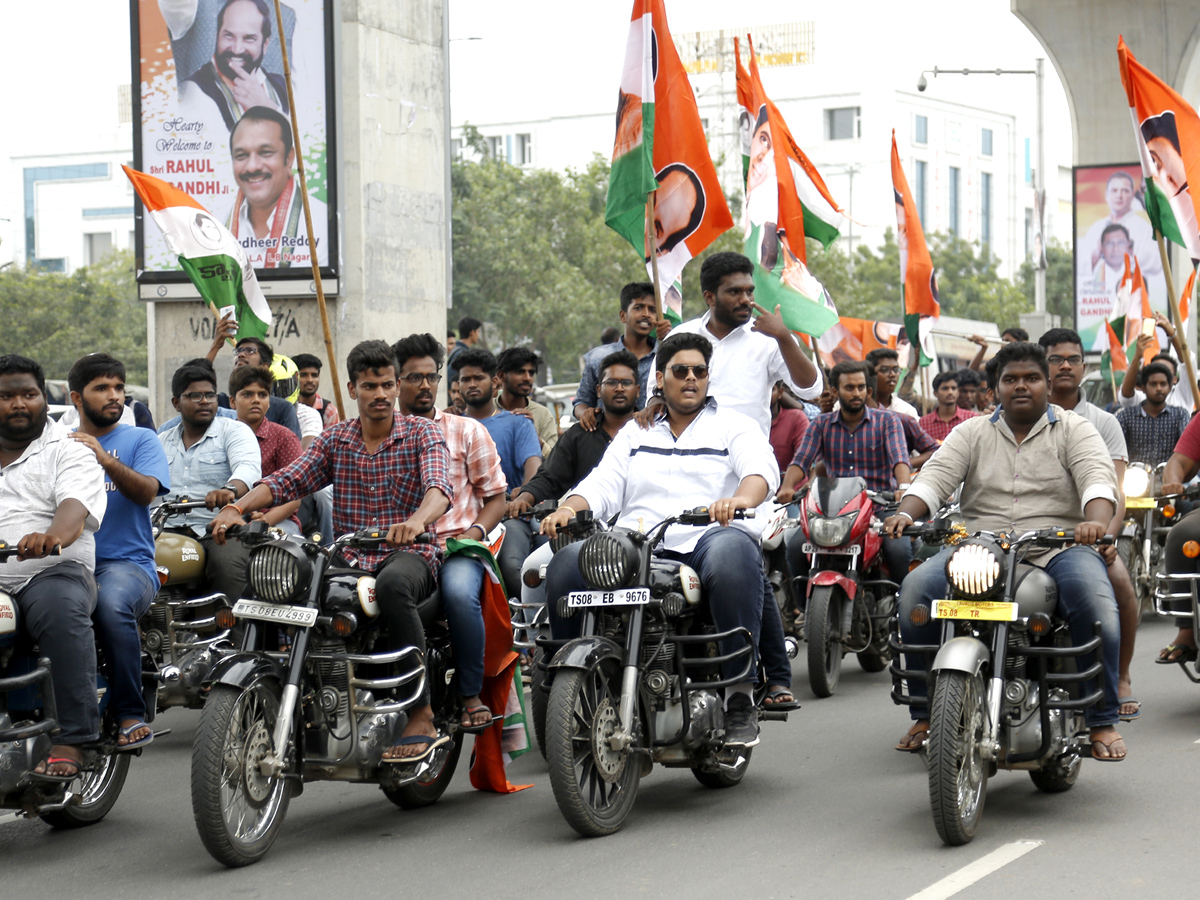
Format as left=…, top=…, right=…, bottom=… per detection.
left=382, top=730, right=464, bottom=809
left=41, top=750, right=131, bottom=829
left=1116, top=534, right=1149, bottom=612
left=191, top=683, right=291, bottom=867
left=529, top=646, right=549, bottom=759
left=927, top=670, right=987, bottom=846
left=806, top=585, right=844, bottom=697
left=546, top=660, right=640, bottom=836
left=691, top=747, right=752, bottom=789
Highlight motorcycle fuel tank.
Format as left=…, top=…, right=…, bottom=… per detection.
left=155, top=532, right=206, bottom=586
left=1012, top=565, right=1057, bottom=617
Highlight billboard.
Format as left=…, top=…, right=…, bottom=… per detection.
left=1073, top=163, right=1166, bottom=349
left=131, top=0, right=337, bottom=289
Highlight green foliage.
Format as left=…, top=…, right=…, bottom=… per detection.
left=0, top=250, right=147, bottom=383
left=1016, top=238, right=1074, bottom=324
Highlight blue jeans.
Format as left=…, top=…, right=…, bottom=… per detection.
left=93, top=560, right=159, bottom=723
left=440, top=554, right=486, bottom=698
left=898, top=545, right=1120, bottom=728
left=548, top=527, right=764, bottom=681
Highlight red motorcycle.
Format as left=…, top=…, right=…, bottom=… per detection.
left=797, top=476, right=898, bottom=697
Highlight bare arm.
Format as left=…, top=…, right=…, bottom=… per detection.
left=68, top=432, right=161, bottom=505
left=17, top=499, right=90, bottom=559
left=520, top=455, right=542, bottom=486
left=462, top=492, right=506, bottom=541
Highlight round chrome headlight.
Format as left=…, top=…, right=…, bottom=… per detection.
left=248, top=541, right=312, bottom=603
left=1122, top=464, right=1151, bottom=499
left=577, top=532, right=639, bottom=591
left=809, top=512, right=858, bottom=548
left=945, top=540, right=1005, bottom=600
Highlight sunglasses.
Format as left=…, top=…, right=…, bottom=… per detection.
left=669, top=364, right=709, bottom=380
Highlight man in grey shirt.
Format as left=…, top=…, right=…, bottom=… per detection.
left=884, top=342, right=1127, bottom=761
left=1039, top=327, right=1141, bottom=721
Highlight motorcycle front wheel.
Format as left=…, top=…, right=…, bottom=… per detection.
left=382, top=729, right=464, bottom=809
left=545, top=660, right=640, bottom=836
left=806, top=584, right=844, bottom=697
left=191, top=683, right=291, bottom=867
left=41, top=750, right=131, bottom=829
left=927, top=670, right=987, bottom=846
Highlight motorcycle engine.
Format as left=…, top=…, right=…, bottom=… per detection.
left=0, top=715, right=50, bottom=795
left=353, top=691, right=404, bottom=769
left=683, top=689, right=724, bottom=750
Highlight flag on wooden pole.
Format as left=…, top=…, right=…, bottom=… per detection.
left=890, top=133, right=939, bottom=365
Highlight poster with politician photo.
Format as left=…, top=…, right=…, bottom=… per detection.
left=132, top=0, right=336, bottom=279
left=1073, top=163, right=1166, bottom=348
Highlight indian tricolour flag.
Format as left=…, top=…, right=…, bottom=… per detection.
left=1118, top=37, right=1200, bottom=262
left=1099, top=315, right=1132, bottom=386
left=123, top=166, right=272, bottom=340
left=734, top=37, right=842, bottom=336
left=604, top=0, right=733, bottom=325
left=891, top=132, right=940, bottom=365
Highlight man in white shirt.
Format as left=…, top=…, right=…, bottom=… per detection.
left=865, top=348, right=919, bottom=419
left=541, top=333, right=780, bottom=747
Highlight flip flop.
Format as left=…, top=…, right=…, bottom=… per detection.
left=459, top=704, right=500, bottom=735
left=895, top=723, right=929, bottom=752
left=1090, top=732, right=1127, bottom=762
left=760, top=688, right=801, bottom=712
left=1155, top=644, right=1198, bottom=665
left=1118, top=696, right=1141, bottom=722
left=117, top=720, right=155, bottom=752
left=30, top=756, right=81, bottom=783
left=381, top=732, right=450, bottom=764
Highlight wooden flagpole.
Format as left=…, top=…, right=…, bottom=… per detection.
left=1155, top=232, right=1199, bottom=411
left=271, top=0, right=345, bottom=420
left=644, top=192, right=665, bottom=323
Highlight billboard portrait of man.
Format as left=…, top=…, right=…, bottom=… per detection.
left=224, top=106, right=327, bottom=269
left=1076, top=169, right=1161, bottom=293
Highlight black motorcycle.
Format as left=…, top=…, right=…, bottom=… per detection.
left=189, top=524, right=467, bottom=867
left=539, top=507, right=788, bottom=837
left=0, top=545, right=131, bottom=828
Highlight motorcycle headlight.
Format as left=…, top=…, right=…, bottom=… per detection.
left=1122, top=465, right=1151, bottom=499
left=809, top=512, right=858, bottom=548
left=945, top=540, right=1006, bottom=600
left=248, top=541, right=312, bottom=603
left=577, top=532, right=639, bottom=591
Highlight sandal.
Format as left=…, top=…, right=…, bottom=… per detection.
left=1118, top=696, right=1141, bottom=722
left=31, top=756, right=81, bottom=783
left=760, top=688, right=800, bottom=711
left=117, top=720, right=155, bottom=752
left=1156, top=644, right=1198, bottom=665
left=381, top=732, right=450, bottom=764
left=1089, top=731, right=1127, bottom=762
left=895, top=722, right=929, bottom=752
left=459, top=704, right=499, bottom=735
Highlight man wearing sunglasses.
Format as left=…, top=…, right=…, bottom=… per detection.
left=541, top=333, right=780, bottom=747
left=158, top=361, right=262, bottom=604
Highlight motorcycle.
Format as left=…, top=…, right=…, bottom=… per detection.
left=1118, top=462, right=1173, bottom=612
left=0, top=545, right=131, bottom=828
left=760, top=503, right=803, bottom=657
left=189, top=524, right=465, bottom=867
left=538, top=507, right=788, bottom=837
left=796, top=476, right=898, bottom=697
left=143, top=498, right=234, bottom=714
left=1152, top=482, right=1200, bottom=683
left=890, top=520, right=1109, bottom=846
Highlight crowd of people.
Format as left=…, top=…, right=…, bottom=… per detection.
left=11, top=248, right=1200, bottom=778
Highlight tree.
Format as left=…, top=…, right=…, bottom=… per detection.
left=1016, top=238, right=1074, bottom=325
left=0, top=250, right=148, bottom=383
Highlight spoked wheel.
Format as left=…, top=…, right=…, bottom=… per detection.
left=382, top=729, right=464, bottom=809
left=191, top=683, right=291, bottom=867
left=40, top=750, right=131, bottom=829
left=691, top=747, right=752, bottom=789
left=927, top=671, right=987, bottom=846
left=806, top=585, right=844, bottom=697
left=545, top=661, right=640, bottom=836
left=858, top=593, right=895, bottom=673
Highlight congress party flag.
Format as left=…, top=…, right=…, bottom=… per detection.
left=735, top=36, right=842, bottom=336
left=124, top=166, right=272, bottom=341
left=1118, top=37, right=1200, bottom=261
left=891, top=132, right=940, bottom=365
left=605, top=0, right=734, bottom=324
left=1115, top=252, right=1160, bottom=361
left=1099, top=315, right=1130, bottom=386
left=816, top=316, right=903, bottom=370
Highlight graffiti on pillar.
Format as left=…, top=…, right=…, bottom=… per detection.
left=189, top=306, right=304, bottom=343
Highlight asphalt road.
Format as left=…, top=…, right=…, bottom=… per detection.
left=2, top=615, right=1195, bottom=899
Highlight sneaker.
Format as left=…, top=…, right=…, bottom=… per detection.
left=723, top=693, right=760, bottom=748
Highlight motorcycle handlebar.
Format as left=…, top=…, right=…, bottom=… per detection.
left=0, top=544, right=61, bottom=562
left=342, top=529, right=435, bottom=548
left=676, top=506, right=755, bottom=527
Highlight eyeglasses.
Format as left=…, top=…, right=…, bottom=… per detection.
left=400, top=373, right=442, bottom=386
left=669, top=364, right=709, bottom=380
left=1046, top=355, right=1083, bottom=367
left=233, top=347, right=259, bottom=359
left=875, top=366, right=901, bottom=375
left=601, top=379, right=636, bottom=388
left=181, top=391, right=218, bottom=402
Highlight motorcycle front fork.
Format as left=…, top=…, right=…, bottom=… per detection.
left=612, top=607, right=645, bottom=751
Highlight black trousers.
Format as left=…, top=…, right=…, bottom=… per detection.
left=374, top=550, right=435, bottom=706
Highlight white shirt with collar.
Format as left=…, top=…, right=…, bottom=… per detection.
left=0, top=419, right=107, bottom=592
left=571, top=399, right=780, bottom=553
left=670, top=311, right=823, bottom=436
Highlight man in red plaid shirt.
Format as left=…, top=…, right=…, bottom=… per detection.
left=918, top=371, right=975, bottom=443
left=210, top=340, right=454, bottom=763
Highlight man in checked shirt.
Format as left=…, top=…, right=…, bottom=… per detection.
left=209, top=341, right=455, bottom=763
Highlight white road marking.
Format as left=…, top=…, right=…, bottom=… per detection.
left=906, top=840, right=1044, bottom=900
left=0, top=812, right=21, bottom=826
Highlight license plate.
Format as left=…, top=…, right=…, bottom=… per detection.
left=1125, top=497, right=1156, bottom=509
left=567, top=588, right=651, bottom=609
left=232, top=599, right=318, bottom=627
left=932, top=599, right=1018, bottom=621
left=802, top=543, right=861, bottom=555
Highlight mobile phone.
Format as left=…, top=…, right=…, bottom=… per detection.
left=1142, top=317, right=1155, bottom=337
left=218, top=305, right=237, bottom=324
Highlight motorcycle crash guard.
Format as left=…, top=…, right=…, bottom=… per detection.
left=547, top=636, right=624, bottom=672
left=931, top=636, right=989, bottom=677
left=807, top=570, right=858, bottom=600
left=203, top=651, right=285, bottom=693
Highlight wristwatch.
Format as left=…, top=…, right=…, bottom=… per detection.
left=221, top=483, right=239, bottom=496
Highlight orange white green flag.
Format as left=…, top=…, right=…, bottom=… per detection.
left=123, top=165, right=272, bottom=341
left=735, top=36, right=843, bottom=336
left=1118, top=37, right=1200, bottom=262
left=816, top=317, right=903, bottom=369
left=890, top=132, right=940, bottom=365
left=605, top=0, right=733, bottom=324
left=1114, top=252, right=1160, bottom=361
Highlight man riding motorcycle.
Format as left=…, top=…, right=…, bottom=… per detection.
left=540, top=332, right=779, bottom=747
left=884, top=342, right=1127, bottom=760
left=209, top=340, right=453, bottom=762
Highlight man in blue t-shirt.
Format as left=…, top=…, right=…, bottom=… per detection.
left=457, top=347, right=542, bottom=596
left=68, top=354, right=170, bottom=751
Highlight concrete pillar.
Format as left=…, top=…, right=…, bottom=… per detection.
left=148, top=0, right=448, bottom=421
